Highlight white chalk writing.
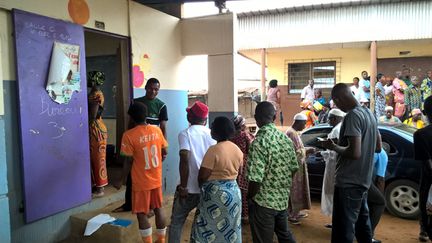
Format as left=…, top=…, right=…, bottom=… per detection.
left=39, top=96, right=83, bottom=117
left=48, top=122, right=66, bottom=139
left=24, top=21, right=72, bottom=41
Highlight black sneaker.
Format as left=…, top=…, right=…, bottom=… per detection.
left=419, top=231, right=429, bottom=242
left=372, top=239, right=381, bottom=243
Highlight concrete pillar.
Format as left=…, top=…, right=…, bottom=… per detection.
left=370, top=41, right=377, bottom=113
left=261, top=48, right=266, bottom=101
left=208, top=54, right=238, bottom=122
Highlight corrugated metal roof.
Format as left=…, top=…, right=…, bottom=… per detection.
left=238, top=0, right=432, bottom=50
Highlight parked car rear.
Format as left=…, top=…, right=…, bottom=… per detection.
left=301, top=123, right=421, bottom=219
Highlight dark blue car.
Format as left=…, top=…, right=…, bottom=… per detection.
left=301, top=123, right=420, bottom=219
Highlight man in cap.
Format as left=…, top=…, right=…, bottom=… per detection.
left=404, top=109, right=425, bottom=129
left=327, top=109, right=345, bottom=140
left=379, top=106, right=401, bottom=124
left=286, top=113, right=314, bottom=225
left=168, top=101, right=216, bottom=243
left=321, top=109, right=345, bottom=224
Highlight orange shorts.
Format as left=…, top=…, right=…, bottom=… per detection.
left=132, top=187, right=163, bottom=214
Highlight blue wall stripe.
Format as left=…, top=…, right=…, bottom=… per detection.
left=133, top=88, right=188, bottom=194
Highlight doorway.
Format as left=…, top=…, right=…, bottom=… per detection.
left=84, top=29, right=132, bottom=169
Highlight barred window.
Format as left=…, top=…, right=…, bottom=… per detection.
left=288, top=61, right=336, bottom=94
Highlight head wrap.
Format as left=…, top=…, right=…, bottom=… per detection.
left=87, top=71, right=105, bottom=86
left=232, top=115, right=246, bottom=130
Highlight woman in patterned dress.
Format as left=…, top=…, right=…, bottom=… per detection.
left=191, top=117, right=243, bottom=243
left=230, top=115, right=254, bottom=223
left=88, top=71, right=108, bottom=197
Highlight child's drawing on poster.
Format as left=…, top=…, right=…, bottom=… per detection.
left=46, top=41, right=81, bottom=104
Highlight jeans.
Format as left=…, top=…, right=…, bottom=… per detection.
left=332, top=186, right=372, bottom=243
left=167, top=192, right=200, bottom=243
left=248, top=200, right=296, bottom=243
left=420, top=168, right=432, bottom=239
left=367, top=183, right=386, bottom=234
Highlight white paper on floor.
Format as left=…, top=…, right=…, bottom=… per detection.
left=84, top=213, right=116, bottom=236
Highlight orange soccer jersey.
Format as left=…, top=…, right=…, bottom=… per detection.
left=120, top=124, right=168, bottom=192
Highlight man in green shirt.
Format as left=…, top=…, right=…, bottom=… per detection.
left=421, top=70, right=432, bottom=104
left=134, top=78, right=168, bottom=137
left=247, top=101, right=299, bottom=243
left=402, top=67, right=412, bottom=87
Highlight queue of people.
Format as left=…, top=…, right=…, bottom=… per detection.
left=109, top=74, right=432, bottom=243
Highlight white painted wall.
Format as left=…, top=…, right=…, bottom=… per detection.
left=0, top=0, right=129, bottom=81
left=129, top=1, right=184, bottom=90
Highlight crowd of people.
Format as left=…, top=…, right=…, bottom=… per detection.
left=268, top=69, right=431, bottom=132
left=107, top=74, right=432, bottom=243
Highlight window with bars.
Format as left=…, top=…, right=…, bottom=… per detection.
left=288, top=61, right=336, bottom=94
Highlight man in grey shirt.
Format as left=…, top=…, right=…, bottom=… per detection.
left=322, top=83, right=380, bottom=243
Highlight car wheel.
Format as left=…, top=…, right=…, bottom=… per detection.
left=385, top=179, right=420, bottom=219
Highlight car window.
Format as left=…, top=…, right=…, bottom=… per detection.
left=301, top=127, right=332, bottom=147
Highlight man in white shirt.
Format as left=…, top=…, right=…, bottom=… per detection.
left=168, top=101, right=216, bottom=243
left=301, top=79, right=315, bottom=102
left=359, top=71, right=371, bottom=102
left=351, top=77, right=361, bottom=102
left=321, top=108, right=345, bottom=225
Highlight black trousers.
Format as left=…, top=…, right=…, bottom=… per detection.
left=420, top=168, right=432, bottom=239
left=367, top=183, right=386, bottom=234
left=122, top=173, right=132, bottom=210
left=248, top=199, right=296, bottom=243
left=332, top=186, right=372, bottom=243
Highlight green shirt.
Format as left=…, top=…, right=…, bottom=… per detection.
left=404, top=85, right=422, bottom=111
left=247, top=123, right=299, bottom=211
left=421, top=78, right=432, bottom=102
left=133, top=97, right=168, bottom=125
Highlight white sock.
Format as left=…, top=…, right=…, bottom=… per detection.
left=156, top=227, right=167, bottom=235
left=140, top=227, right=152, bottom=237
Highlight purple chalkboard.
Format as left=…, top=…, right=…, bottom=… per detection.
left=12, top=9, right=91, bottom=222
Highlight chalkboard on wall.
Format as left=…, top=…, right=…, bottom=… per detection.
left=86, top=55, right=117, bottom=118
left=12, top=9, right=91, bottom=223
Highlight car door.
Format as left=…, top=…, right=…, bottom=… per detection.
left=379, top=129, right=420, bottom=184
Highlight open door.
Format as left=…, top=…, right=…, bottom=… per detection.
left=13, top=9, right=91, bottom=222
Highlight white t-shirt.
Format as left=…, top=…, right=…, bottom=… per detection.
left=178, top=125, right=216, bottom=194
left=358, top=79, right=371, bottom=100
left=328, top=122, right=342, bottom=140
left=384, top=84, right=393, bottom=96
left=350, top=85, right=360, bottom=101
left=301, top=85, right=315, bottom=102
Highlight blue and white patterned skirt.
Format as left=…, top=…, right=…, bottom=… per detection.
left=190, top=180, right=242, bottom=243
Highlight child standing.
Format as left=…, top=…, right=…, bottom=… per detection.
left=115, top=102, right=168, bottom=243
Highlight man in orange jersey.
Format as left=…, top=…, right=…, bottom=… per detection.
left=115, top=102, right=168, bottom=243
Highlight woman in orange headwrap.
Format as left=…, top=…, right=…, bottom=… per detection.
left=88, top=71, right=108, bottom=197
left=300, top=100, right=318, bottom=129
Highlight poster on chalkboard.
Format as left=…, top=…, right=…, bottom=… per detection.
left=46, top=41, right=81, bottom=104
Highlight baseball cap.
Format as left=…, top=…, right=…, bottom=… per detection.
left=186, top=101, right=209, bottom=119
